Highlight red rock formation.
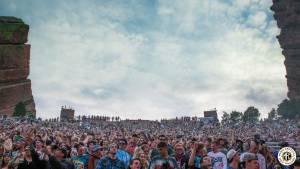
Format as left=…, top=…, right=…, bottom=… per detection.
left=271, top=0, right=300, bottom=99
left=0, top=16, right=35, bottom=116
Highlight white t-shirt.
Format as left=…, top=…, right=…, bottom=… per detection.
left=208, top=151, right=227, bottom=169
left=257, top=153, right=266, bottom=169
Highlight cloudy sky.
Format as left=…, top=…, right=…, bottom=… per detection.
left=0, top=0, right=287, bottom=120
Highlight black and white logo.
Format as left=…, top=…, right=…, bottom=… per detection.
left=278, top=147, right=296, bottom=166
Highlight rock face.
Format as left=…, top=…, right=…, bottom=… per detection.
left=271, top=0, right=300, bottom=99
left=0, top=16, right=35, bottom=116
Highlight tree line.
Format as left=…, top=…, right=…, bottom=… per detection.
left=12, top=98, right=300, bottom=121
left=221, top=98, right=300, bottom=124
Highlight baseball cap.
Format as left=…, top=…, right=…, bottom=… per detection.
left=13, top=135, right=24, bottom=142
left=240, top=153, right=258, bottom=162
left=93, top=145, right=103, bottom=152
left=108, top=143, right=117, bottom=150
left=118, top=139, right=127, bottom=145
left=227, top=149, right=238, bottom=161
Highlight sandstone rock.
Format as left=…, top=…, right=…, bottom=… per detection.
left=0, top=17, right=35, bottom=116
left=0, top=68, right=29, bottom=82
left=282, top=49, right=300, bottom=57
left=0, top=45, right=30, bottom=69
left=0, top=44, right=30, bottom=82
left=0, top=16, right=29, bottom=44
left=0, top=80, right=33, bottom=109
left=277, top=32, right=300, bottom=48
left=271, top=0, right=300, bottom=100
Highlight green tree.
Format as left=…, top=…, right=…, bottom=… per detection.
left=242, top=106, right=260, bottom=122
left=230, top=111, right=242, bottom=122
left=27, top=112, right=35, bottom=118
left=221, top=111, right=230, bottom=124
left=13, top=102, right=26, bottom=117
left=268, top=108, right=278, bottom=120
left=277, top=99, right=300, bottom=119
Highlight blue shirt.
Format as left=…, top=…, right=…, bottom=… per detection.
left=72, top=154, right=90, bottom=169
left=194, top=156, right=201, bottom=168
left=96, top=156, right=126, bottom=169
left=116, top=149, right=132, bottom=168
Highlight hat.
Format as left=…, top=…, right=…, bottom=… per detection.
left=108, top=143, right=117, bottom=151
left=13, top=135, right=24, bottom=142
left=240, top=153, right=257, bottom=163
left=93, top=145, right=103, bottom=152
left=227, top=149, right=238, bottom=161
left=118, top=139, right=127, bottom=145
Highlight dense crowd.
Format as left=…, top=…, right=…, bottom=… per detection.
left=0, top=117, right=299, bottom=169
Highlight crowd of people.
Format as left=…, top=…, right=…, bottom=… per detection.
left=0, top=116, right=299, bottom=169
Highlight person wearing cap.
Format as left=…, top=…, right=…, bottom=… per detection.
left=246, top=141, right=265, bottom=169
left=12, top=136, right=25, bottom=159
left=117, top=139, right=132, bottom=168
left=148, top=142, right=179, bottom=169
left=208, top=140, right=227, bottom=169
left=226, top=149, right=240, bottom=169
left=96, top=143, right=126, bottom=169
left=88, top=145, right=104, bottom=169
left=240, top=153, right=259, bottom=169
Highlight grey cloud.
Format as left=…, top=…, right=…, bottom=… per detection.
left=0, top=0, right=287, bottom=119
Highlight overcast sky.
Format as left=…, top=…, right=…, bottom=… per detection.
left=0, top=0, right=287, bottom=120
